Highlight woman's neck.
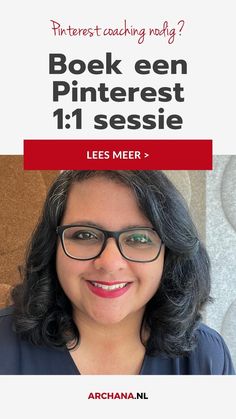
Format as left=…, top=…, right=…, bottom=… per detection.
left=69, top=308, right=147, bottom=374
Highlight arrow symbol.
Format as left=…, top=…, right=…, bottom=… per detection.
left=144, top=153, right=149, bottom=158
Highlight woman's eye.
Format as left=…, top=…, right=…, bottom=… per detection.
left=72, top=231, right=97, bottom=240
left=126, top=234, right=152, bottom=245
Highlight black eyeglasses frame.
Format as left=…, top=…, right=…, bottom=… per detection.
left=56, top=224, right=163, bottom=263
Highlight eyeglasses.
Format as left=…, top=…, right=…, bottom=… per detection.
left=56, top=224, right=163, bottom=263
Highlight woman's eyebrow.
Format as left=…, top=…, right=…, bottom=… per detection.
left=64, top=221, right=152, bottom=229
left=65, top=220, right=104, bottom=228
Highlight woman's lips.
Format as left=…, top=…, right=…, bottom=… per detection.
left=86, top=280, right=132, bottom=299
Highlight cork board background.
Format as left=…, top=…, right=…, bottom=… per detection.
left=0, top=156, right=59, bottom=307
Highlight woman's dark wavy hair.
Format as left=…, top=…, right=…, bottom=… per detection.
left=11, top=170, right=212, bottom=357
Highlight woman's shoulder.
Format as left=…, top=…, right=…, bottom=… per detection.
left=190, top=322, right=235, bottom=374
left=0, top=305, right=21, bottom=374
left=196, top=322, right=225, bottom=343
left=0, top=306, right=78, bottom=375
left=142, top=323, right=235, bottom=375
left=0, top=305, right=19, bottom=346
left=195, top=322, right=230, bottom=351
left=0, top=305, right=14, bottom=317
left=0, top=305, right=15, bottom=331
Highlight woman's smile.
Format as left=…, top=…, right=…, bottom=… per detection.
left=85, top=280, right=132, bottom=299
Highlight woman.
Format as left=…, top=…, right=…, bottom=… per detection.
left=0, top=170, right=234, bottom=374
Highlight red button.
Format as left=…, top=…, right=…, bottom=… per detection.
left=24, top=139, right=212, bottom=170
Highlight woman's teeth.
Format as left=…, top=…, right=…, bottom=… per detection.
left=90, top=282, right=128, bottom=290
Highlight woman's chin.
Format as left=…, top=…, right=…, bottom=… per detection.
left=88, top=307, right=130, bottom=327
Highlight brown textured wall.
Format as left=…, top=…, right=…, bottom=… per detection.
left=0, top=156, right=59, bottom=308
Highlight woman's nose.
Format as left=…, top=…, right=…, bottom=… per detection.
left=93, top=238, right=127, bottom=272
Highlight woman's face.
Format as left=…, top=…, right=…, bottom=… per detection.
left=56, top=177, right=165, bottom=326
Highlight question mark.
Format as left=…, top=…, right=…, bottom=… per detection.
left=177, top=20, right=185, bottom=35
